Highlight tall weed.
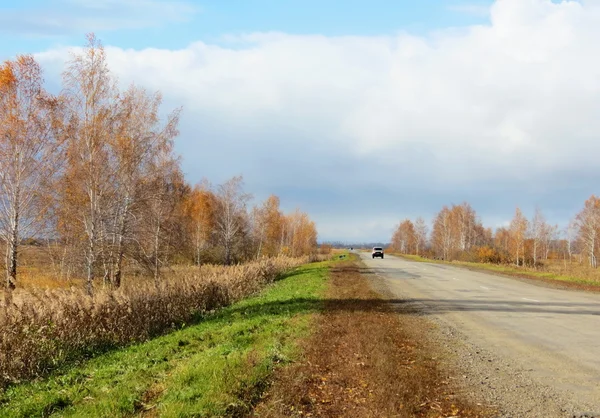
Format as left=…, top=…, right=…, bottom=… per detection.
left=0, top=256, right=307, bottom=387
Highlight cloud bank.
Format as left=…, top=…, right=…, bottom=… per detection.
left=36, top=0, right=600, bottom=241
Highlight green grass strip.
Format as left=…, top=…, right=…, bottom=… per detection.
left=0, top=261, right=331, bottom=418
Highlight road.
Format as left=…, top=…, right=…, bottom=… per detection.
left=358, top=252, right=600, bottom=413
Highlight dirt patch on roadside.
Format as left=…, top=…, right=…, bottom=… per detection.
left=253, top=260, right=492, bottom=417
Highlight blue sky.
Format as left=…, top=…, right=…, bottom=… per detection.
left=0, top=0, right=492, bottom=57
left=1, top=0, right=598, bottom=242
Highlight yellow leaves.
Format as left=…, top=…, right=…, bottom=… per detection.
left=0, top=61, right=17, bottom=89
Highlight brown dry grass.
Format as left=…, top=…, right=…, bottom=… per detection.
left=0, top=256, right=308, bottom=388
left=254, top=260, right=491, bottom=418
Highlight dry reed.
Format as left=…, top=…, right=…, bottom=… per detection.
left=0, top=256, right=308, bottom=388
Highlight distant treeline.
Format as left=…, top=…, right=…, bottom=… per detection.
left=390, top=198, right=600, bottom=268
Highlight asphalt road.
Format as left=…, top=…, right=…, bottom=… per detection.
left=358, top=252, right=600, bottom=411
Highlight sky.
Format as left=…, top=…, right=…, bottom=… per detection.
left=1, top=0, right=599, bottom=242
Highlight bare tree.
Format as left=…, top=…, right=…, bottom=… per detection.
left=530, top=207, right=545, bottom=267
left=414, top=217, right=428, bottom=255
left=564, top=219, right=578, bottom=264
left=215, top=176, right=251, bottom=265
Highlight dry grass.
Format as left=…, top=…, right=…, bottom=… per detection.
left=396, top=253, right=600, bottom=292
left=254, top=259, right=491, bottom=418
left=0, top=256, right=308, bottom=388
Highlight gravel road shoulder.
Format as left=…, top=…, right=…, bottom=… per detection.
left=368, top=272, right=600, bottom=418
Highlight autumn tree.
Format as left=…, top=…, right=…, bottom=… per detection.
left=454, top=202, right=477, bottom=251
left=414, top=217, right=428, bottom=255
left=105, top=86, right=180, bottom=286
left=284, top=209, right=318, bottom=257
left=431, top=206, right=452, bottom=260
left=60, top=34, right=118, bottom=295
left=563, top=220, right=578, bottom=264
left=509, top=207, right=528, bottom=267
left=494, top=227, right=510, bottom=256
left=530, top=207, right=545, bottom=266
left=575, top=196, right=600, bottom=268
left=184, top=181, right=217, bottom=266
left=0, top=55, right=62, bottom=289
left=215, top=176, right=251, bottom=265
left=391, top=219, right=417, bottom=254
left=253, top=195, right=284, bottom=258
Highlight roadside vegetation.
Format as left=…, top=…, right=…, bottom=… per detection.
left=0, top=260, right=330, bottom=417
left=255, top=255, right=490, bottom=418
left=389, top=200, right=600, bottom=287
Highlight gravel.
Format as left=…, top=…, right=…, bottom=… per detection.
left=368, top=273, right=600, bottom=418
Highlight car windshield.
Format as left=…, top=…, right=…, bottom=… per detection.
left=374, top=248, right=382, bottom=251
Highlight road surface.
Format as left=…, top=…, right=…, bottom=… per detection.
left=359, top=252, right=600, bottom=414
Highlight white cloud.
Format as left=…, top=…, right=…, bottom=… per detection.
left=35, top=0, right=600, bottom=241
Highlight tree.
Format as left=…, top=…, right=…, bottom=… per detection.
left=253, top=195, right=284, bottom=258
left=0, top=55, right=62, bottom=290
left=414, top=217, right=428, bottom=255
left=284, top=209, right=317, bottom=257
left=541, top=222, right=558, bottom=260
left=107, top=85, right=180, bottom=287
left=184, top=181, right=216, bottom=266
left=530, top=207, right=545, bottom=267
left=391, top=219, right=416, bottom=254
left=575, top=196, right=600, bottom=268
left=564, top=219, right=578, bottom=264
left=454, top=202, right=476, bottom=251
left=215, top=176, right=251, bottom=265
left=60, top=34, right=117, bottom=295
left=432, top=207, right=452, bottom=260
left=509, top=207, right=528, bottom=267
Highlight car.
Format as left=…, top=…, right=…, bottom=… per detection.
left=372, top=247, right=384, bottom=259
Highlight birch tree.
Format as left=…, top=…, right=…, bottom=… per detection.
left=107, top=86, right=180, bottom=287
left=61, top=34, right=117, bottom=295
left=0, top=55, right=62, bottom=289
left=215, top=176, right=251, bottom=265
left=576, top=196, right=600, bottom=268
left=432, top=207, right=452, bottom=260
left=414, top=217, right=428, bottom=255
left=509, top=207, right=528, bottom=267
left=253, top=195, right=283, bottom=258
left=530, top=207, right=545, bottom=267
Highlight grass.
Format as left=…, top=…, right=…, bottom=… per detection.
left=395, top=253, right=600, bottom=289
left=254, top=257, right=490, bottom=417
left=0, top=260, right=332, bottom=418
